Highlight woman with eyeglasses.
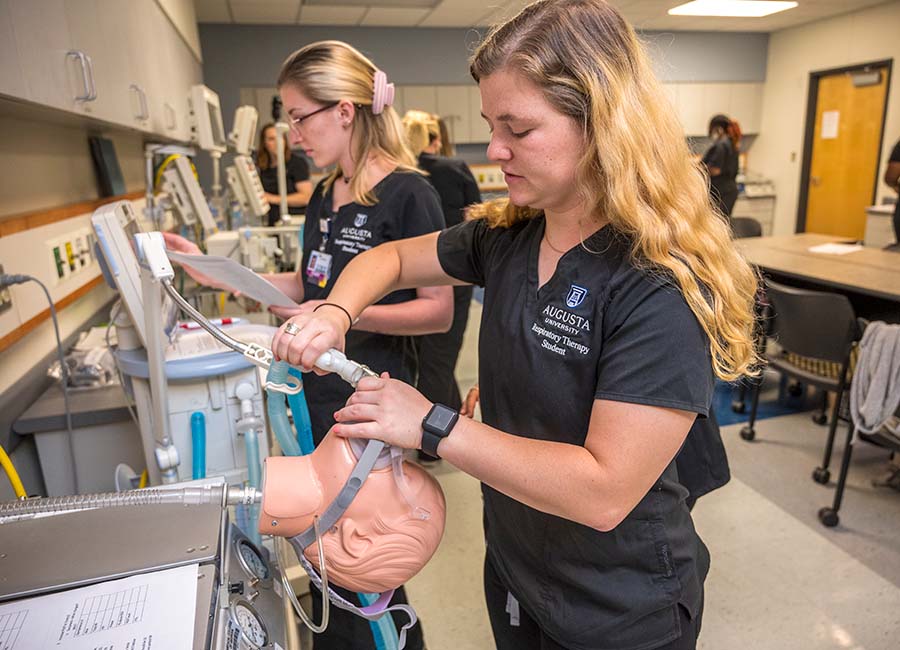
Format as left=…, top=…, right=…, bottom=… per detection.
left=164, top=40, right=451, bottom=650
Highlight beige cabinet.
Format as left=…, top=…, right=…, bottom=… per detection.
left=664, top=82, right=764, bottom=136
left=395, top=84, right=490, bottom=145
left=4, top=0, right=200, bottom=142
left=436, top=85, right=471, bottom=145
left=0, top=0, right=27, bottom=98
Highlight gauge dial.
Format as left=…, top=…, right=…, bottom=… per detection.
left=237, top=539, right=269, bottom=580
left=231, top=600, right=268, bottom=648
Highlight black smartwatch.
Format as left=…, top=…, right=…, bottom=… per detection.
left=420, top=403, right=459, bottom=459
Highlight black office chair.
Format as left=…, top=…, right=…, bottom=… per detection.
left=731, top=217, right=763, bottom=239
left=816, top=319, right=900, bottom=527
left=740, top=280, right=861, bottom=487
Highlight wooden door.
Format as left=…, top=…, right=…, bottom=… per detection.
left=805, top=67, right=888, bottom=238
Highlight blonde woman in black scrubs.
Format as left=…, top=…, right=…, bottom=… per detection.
left=273, top=3, right=759, bottom=649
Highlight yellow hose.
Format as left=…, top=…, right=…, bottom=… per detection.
left=0, top=444, right=27, bottom=499
left=153, top=154, right=199, bottom=192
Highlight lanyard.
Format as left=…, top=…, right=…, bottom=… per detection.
left=317, top=193, right=335, bottom=253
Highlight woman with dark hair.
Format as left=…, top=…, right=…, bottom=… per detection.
left=255, top=122, right=313, bottom=224
left=702, top=113, right=741, bottom=218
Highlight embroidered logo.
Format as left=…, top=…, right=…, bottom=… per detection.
left=354, top=213, right=368, bottom=228
left=566, top=285, right=588, bottom=308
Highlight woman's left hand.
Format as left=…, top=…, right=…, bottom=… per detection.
left=333, top=373, right=432, bottom=450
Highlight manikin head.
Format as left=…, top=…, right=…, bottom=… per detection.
left=258, top=431, right=446, bottom=593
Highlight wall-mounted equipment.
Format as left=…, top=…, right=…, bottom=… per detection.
left=189, top=85, right=227, bottom=154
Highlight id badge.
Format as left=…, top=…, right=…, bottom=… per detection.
left=306, top=250, right=332, bottom=288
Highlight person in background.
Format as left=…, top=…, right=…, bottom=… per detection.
left=702, top=114, right=741, bottom=219
left=437, top=116, right=455, bottom=157
left=403, top=110, right=482, bottom=455
left=272, top=2, right=760, bottom=648
left=256, top=122, right=313, bottom=225
left=884, top=137, right=900, bottom=248
left=166, top=40, right=453, bottom=650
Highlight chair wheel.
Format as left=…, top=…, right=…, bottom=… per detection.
left=731, top=400, right=746, bottom=414
left=818, top=507, right=839, bottom=527
left=740, top=426, right=755, bottom=441
left=811, top=412, right=828, bottom=426
left=812, top=467, right=830, bottom=484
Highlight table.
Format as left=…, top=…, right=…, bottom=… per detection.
left=737, top=233, right=900, bottom=321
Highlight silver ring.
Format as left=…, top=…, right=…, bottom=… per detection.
left=284, top=322, right=302, bottom=337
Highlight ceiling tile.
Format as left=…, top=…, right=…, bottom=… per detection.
left=304, top=0, right=437, bottom=5
left=298, top=5, right=368, bottom=25
left=193, top=0, right=232, bottom=23
left=229, top=1, right=300, bottom=24
left=360, top=6, right=432, bottom=26
left=419, top=0, right=500, bottom=27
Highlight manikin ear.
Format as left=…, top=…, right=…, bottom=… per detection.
left=335, top=518, right=375, bottom=556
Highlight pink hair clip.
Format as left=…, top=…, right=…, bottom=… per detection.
left=372, top=70, right=395, bottom=115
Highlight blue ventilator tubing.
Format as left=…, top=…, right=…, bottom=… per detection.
left=287, top=367, right=315, bottom=455
left=190, top=412, right=206, bottom=479
left=265, top=361, right=303, bottom=457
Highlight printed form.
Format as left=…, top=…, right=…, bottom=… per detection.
left=0, top=564, right=198, bottom=650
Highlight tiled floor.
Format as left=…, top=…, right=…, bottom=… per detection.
left=403, top=300, right=900, bottom=649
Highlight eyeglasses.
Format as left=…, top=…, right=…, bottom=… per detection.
left=288, top=102, right=339, bottom=132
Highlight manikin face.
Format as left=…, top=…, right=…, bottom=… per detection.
left=280, top=84, right=353, bottom=169
left=479, top=68, right=586, bottom=214
left=258, top=432, right=446, bottom=594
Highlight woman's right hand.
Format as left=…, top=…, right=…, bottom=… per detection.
left=271, top=307, right=349, bottom=373
left=161, top=232, right=231, bottom=291
left=460, top=384, right=480, bottom=418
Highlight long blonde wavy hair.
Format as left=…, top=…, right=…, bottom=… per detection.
left=277, top=40, right=420, bottom=205
left=470, top=0, right=759, bottom=380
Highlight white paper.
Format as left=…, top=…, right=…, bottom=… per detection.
left=165, top=323, right=277, bottom=361
left=821, top=110, right=839, bottom=139
left=0, top=563, right=198, bottom=649
left=167, top=251, right=299, bottom=308
left=808, top=243, right=863, bottom=255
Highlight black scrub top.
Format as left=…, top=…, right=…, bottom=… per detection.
left=702, top=138, right=738, bottom=201
left=437, top=216, right=714, bottom=650
left=257, top=154, right=310, bottom=216
left=417, top=153, right=481, bottom=227
left=302, top=172, right=445, bottom=442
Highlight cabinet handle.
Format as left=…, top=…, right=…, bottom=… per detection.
left=129, top=84, right=149, bottom=121
left=164, top=102, right=177, bottom=130
left=66, top=50, right=92, bottom=102
left=84, top=52, right=97, bottom=101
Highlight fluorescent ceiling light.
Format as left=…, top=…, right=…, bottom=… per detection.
left=668, top=1, right=798, bottom=18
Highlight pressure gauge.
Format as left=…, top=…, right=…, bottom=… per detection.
left=235, top=538, right=270, bottom=581
left=228, top=597, right=269, bottom=649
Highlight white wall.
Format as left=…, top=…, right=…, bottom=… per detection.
left=753, top=0, right=900, bottom=235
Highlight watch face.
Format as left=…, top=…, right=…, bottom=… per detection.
left=428, top=405, right=456, bottom=431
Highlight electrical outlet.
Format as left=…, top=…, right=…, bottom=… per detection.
left=0, top=264, right=12, bottom=314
